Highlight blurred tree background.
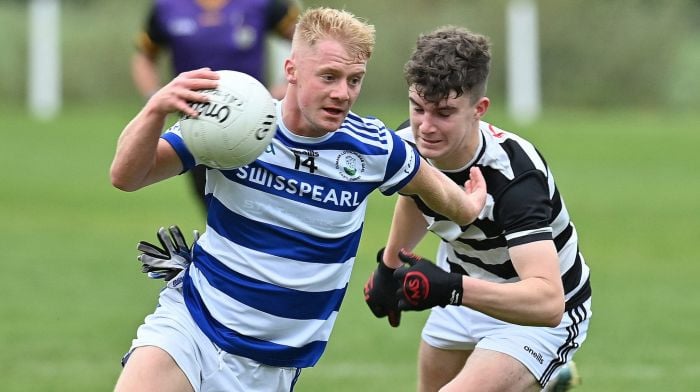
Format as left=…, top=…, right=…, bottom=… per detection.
left=1, top=0, right=700, bottom=112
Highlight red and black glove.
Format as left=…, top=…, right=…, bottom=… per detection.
left=363, top=248, right=402, bottom=327
left=394, top=249, right=464, bottom=311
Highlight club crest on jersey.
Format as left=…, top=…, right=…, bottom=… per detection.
left=232, top=24, right=256, bottom=49
left=335, top=151, right=366, bottom=181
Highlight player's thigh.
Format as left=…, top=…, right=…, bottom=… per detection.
left=443, top=348, right=540, bottom=392
left=115, top=345, right=193, bottom=392
left=418, top=340, right=471, bottom=392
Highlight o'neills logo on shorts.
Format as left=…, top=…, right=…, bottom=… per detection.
left=524, top=345, right=544, bottom=364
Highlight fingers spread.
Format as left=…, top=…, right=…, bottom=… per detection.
left=169, top=225, right=188, bottom=251
left=158, top=227, right=176, bottom=253
left=137, top=241, right=166, bottom=257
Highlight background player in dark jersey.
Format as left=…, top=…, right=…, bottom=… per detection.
left=364, top=26, right=592, bottom=391
left=131, top=0, right=300, bottom=213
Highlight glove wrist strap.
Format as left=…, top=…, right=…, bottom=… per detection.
left=447, top=274, right=464, bottom=306
left=376, top=248, right=396, bottom=274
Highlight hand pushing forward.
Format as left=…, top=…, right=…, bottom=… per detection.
left=463, top=166, right=486, bottom=224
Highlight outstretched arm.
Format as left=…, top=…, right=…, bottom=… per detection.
left=110, top=68, right=219, bottom=191
left=399, top=160, right=486, bottom=226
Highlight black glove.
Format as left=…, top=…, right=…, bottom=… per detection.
left=137, top=225, right=199, bottom=282
left=394, top=249, right=463, bottom=311
left=363, top=248, right=402, bottom=327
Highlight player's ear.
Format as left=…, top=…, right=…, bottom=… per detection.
left=474, top=97, right=490, bottom=119
left=284, top=58, right=297, bottom=84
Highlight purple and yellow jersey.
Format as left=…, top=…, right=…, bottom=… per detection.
left=136, top=0, right=299, bottom=81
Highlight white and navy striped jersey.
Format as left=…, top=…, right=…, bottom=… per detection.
left=396, top=121, right=591, bottom=311
left=161, top=102, right=419, bottom=368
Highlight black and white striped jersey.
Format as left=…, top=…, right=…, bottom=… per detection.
left=397, top=121, right=591, bottom=310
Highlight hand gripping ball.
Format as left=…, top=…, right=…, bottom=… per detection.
left=179, top=70, right=277, bottom=169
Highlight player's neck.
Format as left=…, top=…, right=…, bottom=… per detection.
left=280, top=97, right=331, bottom=139
left=195, top=0, right=227, bottom=12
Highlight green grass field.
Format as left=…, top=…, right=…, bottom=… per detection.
left=1, top=102, right=698, bottom=391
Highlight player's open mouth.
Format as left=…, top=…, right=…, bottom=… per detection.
left=324, top=108, right=345, bottom=116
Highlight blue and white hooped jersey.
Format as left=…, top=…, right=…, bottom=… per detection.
left=161, top=101, right=419, bottom=368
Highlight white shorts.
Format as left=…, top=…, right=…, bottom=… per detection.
left=123, top=287, right=302, bottom=392
left=421, top=298, right=591, bottom=388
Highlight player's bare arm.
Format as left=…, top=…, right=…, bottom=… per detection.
left=460, top=240, right=565, bottom=327
left=131, top=50, right=161, bottom=99
left=392, top=241, right=565, bottom=327
left=110, top=68, right=219, bottom=191
left=382, top=196, right=429, bottom=269
left=400, top=159, right=486, bottom=226
left=364, top=195, right=429, bottom=327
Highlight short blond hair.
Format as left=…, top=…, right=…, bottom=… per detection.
left=292, top=7, right=375, bottom=61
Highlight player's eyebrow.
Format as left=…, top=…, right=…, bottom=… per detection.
left=408, top=96, right=457, bottom=112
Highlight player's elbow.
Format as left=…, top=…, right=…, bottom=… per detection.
left=525, top=307, right=563, bottom=328
left=539, top=297, right=565, bottom=327
left=542, top=306, right=564, bottom=327
left=111, top=177, right=138, bottom=192
left=110, top=168, right=141, bottom=192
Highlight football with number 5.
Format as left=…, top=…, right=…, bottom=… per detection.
left=179, top=70, right=277, bottom=169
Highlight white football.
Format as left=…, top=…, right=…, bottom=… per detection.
left=179, top=70, right=277, bottom=169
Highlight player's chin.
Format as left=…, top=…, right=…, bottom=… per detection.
left=319, top=111, right=347, bottom=130
left=417, top=141, right=444, bottom=158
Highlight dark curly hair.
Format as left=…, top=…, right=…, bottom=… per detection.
left=404, top=26, right=491, bottom=104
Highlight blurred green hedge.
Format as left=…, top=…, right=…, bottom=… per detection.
left=3, top=0, right=700, bottom=110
